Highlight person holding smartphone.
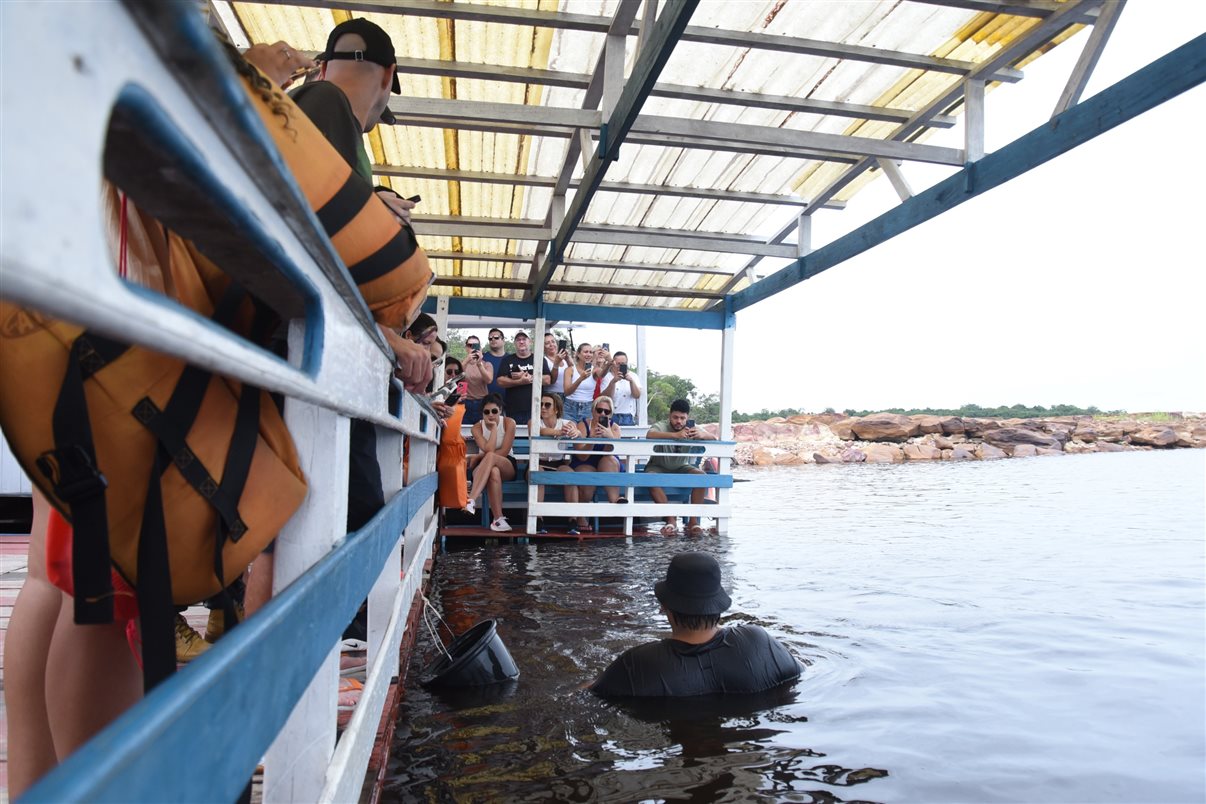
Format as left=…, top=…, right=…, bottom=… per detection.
left=531, top=393, right=580, bottom=533
left=562, top=342, right=598, bottom=423
left=568, top=396, right=626, bottom=532
left=601, top=350, right=641, bottom=426
left=461, top=334, right=493, bottom=424
left=645, top=399, right=717, bottom=536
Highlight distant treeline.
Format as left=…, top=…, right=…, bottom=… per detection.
left=730, top=403, right=1120, bottom=423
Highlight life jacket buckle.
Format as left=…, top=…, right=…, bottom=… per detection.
left=36, top=444, right=109, bottom=504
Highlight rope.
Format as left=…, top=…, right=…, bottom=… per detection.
left=420, top=592, right=454, bottom=662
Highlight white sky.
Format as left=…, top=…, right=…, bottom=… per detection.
left=562, top=3, right=1206, bottom=414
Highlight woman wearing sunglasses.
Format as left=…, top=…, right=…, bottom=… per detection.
left=464, top=393, right=517, bottom=532
left=532, top=393, right=579, bottom=533
left=570, top=397, right=626, bottom=533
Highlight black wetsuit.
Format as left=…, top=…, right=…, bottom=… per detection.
left=590, top=624, right=802, bottom=697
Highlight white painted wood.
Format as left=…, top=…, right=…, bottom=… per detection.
left=528, top=316, right=548, bottom=534
left=1052, top=0, right=1126, bottom=117
left=636, top=0, right=657, bottom=58
left=964, top=78, right=986, bottom=163
left=875, top=158, right=914, bottom=201
left=368, top=427, right=403, bottom=673
left=602, top=32, right=625, bottom=120
left=319, top=585, right=405, bottom=804
left=531, top=502, right=731, bottom=520
left=796, top=213, right=812, bottom=259
left=635, top=325, right=648, bottom=427
left=717, top=323, right=735, bottom=537
left=577, top=128, right=594, bottom=174
left=263, top=392, right=349, bottom=803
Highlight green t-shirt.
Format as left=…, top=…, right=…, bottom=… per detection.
left=647, top=421, right=695, bottom=470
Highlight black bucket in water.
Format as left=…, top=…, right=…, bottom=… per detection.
left=421, top=619, right=520, bottom=688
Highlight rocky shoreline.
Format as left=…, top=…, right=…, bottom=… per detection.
left=707, top=412, right=1206, bottom=466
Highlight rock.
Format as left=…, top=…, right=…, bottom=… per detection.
left=940, top=448, right=953, bottom=460
left=1129, top=426, right=1178, bottom=447
left=839, top=447, right=866, bottom=463
left=751, top=447, right=779, bottom=466
left=949, top=446, right=976, bottom=460
left=961, top=418, right=988, bottom=437
left=913, top=415, right=946, bottom=435
left=863, top=443, right=904, bottom=463
left=851, top=413, right=919, bottom=442
left=1175, top=431, right=1198, bottom=448
left=933, top=435, right=954, bottom=450
left=1096, top=441, right=1125, bottom=452
left=1035, top=447, right=1063, bottom=456
left=939, top=417, right=967, bottom=436
left=813, top=452, right=836, bottom=464
left=1073, top=422, right=1098, bottom=442
left=976, top=443, right=1007, bottom=460
left=830, top=418, right=857, bottom=440
left=902, top=444, right=942, bottom=461
left=981, top=427, right=1061, bottom=450
left=1010, top=444, right=1038, bottom=458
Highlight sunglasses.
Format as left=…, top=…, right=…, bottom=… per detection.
left=488, top=335, right=503, bottom=341
left=541, top=401, right=554, bottom=408
left=595, top=407, right=612, bottom=414
left=483, top=408, right=501, bottom=415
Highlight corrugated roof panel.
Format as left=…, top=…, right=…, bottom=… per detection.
left=225, top=0, right=1091, bottom=309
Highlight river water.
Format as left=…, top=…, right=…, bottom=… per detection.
left=385, top=450, right=1206, bottom=803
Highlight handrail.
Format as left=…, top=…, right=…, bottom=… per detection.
left=526, top=437, right=736, bottom=536
left=4, top=4, right=440, bottom=802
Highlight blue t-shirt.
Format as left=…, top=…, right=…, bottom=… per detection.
left=590, top=624, right=802, bottom=697
left=483, top=351, right=508, bottom=398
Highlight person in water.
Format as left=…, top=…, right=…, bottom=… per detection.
left=590, top=552, right=802, bottom=697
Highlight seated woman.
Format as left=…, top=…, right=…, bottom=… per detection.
left=532, top=392, right=579, bottom=534
left=465, top=393, right=517, bottom=532
left=571, top=396, right=626, bottom=533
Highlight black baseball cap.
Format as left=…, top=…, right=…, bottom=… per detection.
left=318, top=18, right=401, bottom=96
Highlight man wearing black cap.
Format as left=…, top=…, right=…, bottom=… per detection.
left=590, top=552, right=802, bottom=697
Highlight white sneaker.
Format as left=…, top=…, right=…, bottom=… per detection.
left=489, top=516, right=512, bottom=532
left=464, top=497, right=476, bottom=515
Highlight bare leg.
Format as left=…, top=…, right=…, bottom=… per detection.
left=467, top=453, right=497, bottom=504
left=45, top=596, right=143, bottom=760
left=686, top=467, right=707, bottom=530
left=486, top=466, right=503, bottom=520
left=597, top=455, right=621, bottom=503
left=244, top=551, right=274, bottom=617
left=4, top=492, right=60, bottom=796
left=574, top=465, right=595, bottom=528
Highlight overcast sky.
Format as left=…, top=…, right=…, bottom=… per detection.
left=554, top=2, right=1206, bottom=415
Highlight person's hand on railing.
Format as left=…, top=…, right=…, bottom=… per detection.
left=242, top=41, right=315, bottom=89
left=374, top=190, right=416, bottom=227
left=379, top=325, right=434, bottom=393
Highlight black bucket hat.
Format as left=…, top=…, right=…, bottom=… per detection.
left=654, top=552, right=731, bottom=616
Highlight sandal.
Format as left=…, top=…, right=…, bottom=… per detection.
left=688, top=524, right=706, bottom=537
left=616, top=496, right=628, bottom=504
left=659, top=523, right=678, bottom=536
left=566, top=526, right=580, bottom=536
left=463, top=497, right=476, bottom=515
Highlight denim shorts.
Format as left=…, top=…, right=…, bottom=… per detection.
left=612, top=412, right=635, bottom=426
left=563, top=397, right=593, bottom=423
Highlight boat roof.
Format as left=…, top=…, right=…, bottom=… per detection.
left=210, top=1, right=1123, bottom=326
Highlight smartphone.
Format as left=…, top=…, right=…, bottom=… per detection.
left=619, top=363, right=628, bottom=376
left=557, top=338, right=567, bottom=352
left=601, top=342, right=610, bottom=351
left=599, top=415, right=610, bottom=429
left=444, top=391, right=462, bottom=406
left=406, top=194, right=421, bottom=203
left=687, top=419, right=696, bottom=429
